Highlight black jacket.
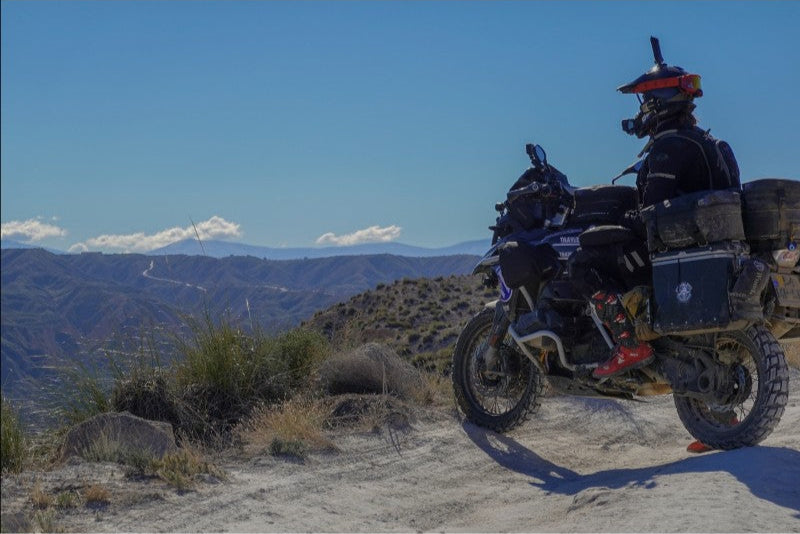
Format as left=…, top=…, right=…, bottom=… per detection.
left=636, top=120, right=741, bottom=208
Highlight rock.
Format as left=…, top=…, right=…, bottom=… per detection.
left=60, top=411, right=177, bottom=462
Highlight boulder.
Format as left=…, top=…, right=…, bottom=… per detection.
left=60, top=411, right=177, bottom=462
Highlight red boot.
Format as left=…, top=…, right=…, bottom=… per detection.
left=686, top=440, right=714, bottom=453
left=593, top=342, right=654, bottom=378
left=590, top=291, right=655, bottom=378
left=686, top=415, right=739, bottom=453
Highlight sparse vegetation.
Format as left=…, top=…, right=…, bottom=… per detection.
left=303, top=275, right=493, bottom=366
left=2, top=272, right=487, bottom=513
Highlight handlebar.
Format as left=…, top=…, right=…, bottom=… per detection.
left=506, top=181, right=556, bottom=202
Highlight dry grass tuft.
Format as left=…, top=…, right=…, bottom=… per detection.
left=237, top=397, right=335, bottom=460
left=154, top=448, right=225, bottom=490
left=83, top=484, right=111, bottom=505
left=55, top=490, right=79, bottom=510
left=30, top=482, right=52, bottom=509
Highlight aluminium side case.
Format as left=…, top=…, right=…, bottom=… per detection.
left=651, top=244, right=744, bottom=335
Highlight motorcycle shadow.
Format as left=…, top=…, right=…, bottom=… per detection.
left=462, top=421, right=800, bottom=517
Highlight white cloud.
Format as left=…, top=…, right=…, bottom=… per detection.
left=69, top=216, right=242, bottom=253
left=315, top=225, right=402, bottom=246
left=1, top=218, right=67, bottom=242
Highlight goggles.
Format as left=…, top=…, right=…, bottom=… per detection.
left=630, top=74, right=703, bottom=97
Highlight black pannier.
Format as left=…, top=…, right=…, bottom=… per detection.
left=498, top=241, right=560, bottom=289
left=741, top=178, right=800, bottom=252
left=651, top=244, right=739, bottom=334
left=571, top=185, right=638, bottom=225
left=641, top=189, right=745, bottom=252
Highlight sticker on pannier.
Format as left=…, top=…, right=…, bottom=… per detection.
left=651, top=246, right=737, bottom=334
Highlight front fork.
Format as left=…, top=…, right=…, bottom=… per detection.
left=484, top=303, right=511, bottom=372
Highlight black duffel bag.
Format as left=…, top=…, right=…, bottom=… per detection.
left=641, top=189, right=746, bottom=252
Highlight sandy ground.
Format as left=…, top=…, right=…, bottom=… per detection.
left=3, top=367, right=799, bottom=533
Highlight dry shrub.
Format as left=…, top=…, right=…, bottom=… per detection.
left=318, top=343, right=427, bottom=402
left=83, top=484, right=111, bottom=505
left=237, top=398, right=333, bottom=459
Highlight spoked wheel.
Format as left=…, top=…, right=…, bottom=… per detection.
left=452, top=308, right=544, bottom=433
left=674, top=325, right=789, bottom=449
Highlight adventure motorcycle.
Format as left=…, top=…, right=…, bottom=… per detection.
left=452, top=144, right=798, bottom=449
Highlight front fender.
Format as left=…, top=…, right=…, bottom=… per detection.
left=483, top=299, right=500, bottom=310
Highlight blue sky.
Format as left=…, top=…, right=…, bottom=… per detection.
left=2, top=1, right=798, bottom=253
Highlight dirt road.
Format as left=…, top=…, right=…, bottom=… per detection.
left=5, top=368, right=798, bottom=533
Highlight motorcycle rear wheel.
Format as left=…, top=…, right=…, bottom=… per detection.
left=673, top=325, right=789, bottom=449
left=452, top=308, right=544, bottom=432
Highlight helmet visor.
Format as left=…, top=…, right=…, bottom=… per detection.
left=630, top=74, right=703, bottom=97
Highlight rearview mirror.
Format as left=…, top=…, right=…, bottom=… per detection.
left=525, top=143, right=548, bottom=168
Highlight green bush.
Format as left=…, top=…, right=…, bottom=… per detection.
left=1, top=396, right=27, bottom=474
left=175, top=316, right=331, bottom=436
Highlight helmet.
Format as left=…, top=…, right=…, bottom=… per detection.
left=619, top=37, right=703, bottom=138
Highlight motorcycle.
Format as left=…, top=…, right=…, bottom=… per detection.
left=452, top=143, right=797, bottom=449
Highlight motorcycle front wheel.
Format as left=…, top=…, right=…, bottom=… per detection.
left=674, top=325, right=789, bottom=449
left=452, top=308, right=544, bottom=433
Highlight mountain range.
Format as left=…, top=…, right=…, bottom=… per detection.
left=1, top=238, right=490, bottom=260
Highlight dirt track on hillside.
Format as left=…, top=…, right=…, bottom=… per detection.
left=3, top=367, right=799, bottom=533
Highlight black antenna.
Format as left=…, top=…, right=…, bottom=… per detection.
left=650, top=36, right=665, bottom=67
